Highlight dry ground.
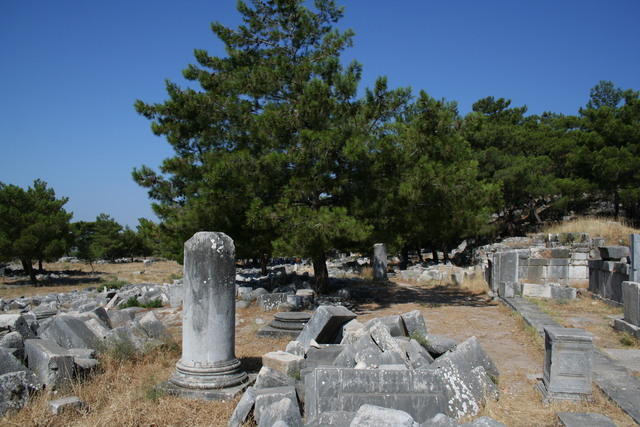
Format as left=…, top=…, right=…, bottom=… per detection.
left=2, top=262, right=638, bottom=426
left=540, top=216, right=640, bottom=246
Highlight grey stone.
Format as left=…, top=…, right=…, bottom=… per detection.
left=258, top=397, right=302, bottom=427
left=39, top=315, right=101, bottom=349
left=540, top=327, right=593, bottom=401
left=297, top=305, right=357, bottom=350
left=24, top=339, right=74, bottom=389
left=461, top=417, right=507, bottom=427
left=228, top=386, right=256, bottom=427
left=350, top=404, right=416, bottom=427
left=0, top=347, right=40, bottom=390
left=137, top=311, right=170, bottom=339
left=373, top=243, right=388, bottom=281
left=236, top=300, right=251, bottom=309
left=285, top=340, right=305, bottom=357
left=631, top=234, right=640, bottom=282
left=254, top=386, right=298, bottom=424
left=401, top=310, right=428, bottom=337
left=0, top=332, right=24, bottom=355
left=367, top=315, right=406, bottom=337
left=254, top=366, right=295, bottom=389
left=0, top=314, right=33, bottom=339
left=622, top=281, right=640, bottom=326
left=499, top=251, right=518, bottom=286
left=550, top=285, right=577, bottom=300
left=262, top=351, right=303, bottom=376
left=602, top=348, right=640, bottom=373
left=304, top=367, right=451, bottom=423
left=304, top=345, right=344, bottom=369
left=0, top=371, right=29, bottom=416
left=248, top=287, right=269, bottom=302
left=168, top=232, right=248, bottom=395
left=406, top=339, right=434, bottom=369
left=421, top=413, right=457, bottom=427
left=422, top=334, right=458, bottom=357
left=90, top=307, right=112, bottom=329
left=599, top=246, right=630, bottom=261
left=557, top=412, right=616, bottom=427
left=339, top=319, right=365, bottom=345
left=551, top=248, right=571, bottom=258
left=258, top=293, right=288, bottom=311
left=168, top=283, right=184, bottom=308
left=307, top=411, right=355, bottom=427
left=106, top=308, right=137, bottom=328
left=48, top=396, right=85, bottom=415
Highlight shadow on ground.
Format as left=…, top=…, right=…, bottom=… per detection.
left=331, top=277, right=495, bottom=310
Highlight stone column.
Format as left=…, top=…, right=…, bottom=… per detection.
left=631, top=234, right=640, bottom=283
left=538, top=326, right=593, bottom=402
left=167, top=231, right=248, bottom=399
left=373, top=243, right=388, bottom=281
left=613, top=281, right=640, bottom=338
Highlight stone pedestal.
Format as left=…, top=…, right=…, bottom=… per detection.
left=631, top=234, right=640, bottom=283
left=613, top=281, right=640, bottom=338
left=164, top=232, right=249, bottom=400
left=257, top=312, right=311, bottom=338
left=373, top=243, right=388, bottom=281
left=537, top=327, right=593, bottom=402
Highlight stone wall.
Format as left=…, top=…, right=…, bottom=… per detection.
left=518, top=249, right=589, bottom=286
left=588, top=260, right=629, bottom=304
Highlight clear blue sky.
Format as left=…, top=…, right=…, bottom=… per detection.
left=1, top=0, right=639, bottom=227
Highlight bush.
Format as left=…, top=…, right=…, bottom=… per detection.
left=97, top=277, right=128, bottom=293
left=119, top=296, right=164, bottom=309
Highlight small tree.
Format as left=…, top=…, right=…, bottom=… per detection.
left=0, top=180, right=72, bottom=282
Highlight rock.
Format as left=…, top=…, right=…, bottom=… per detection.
left=0, top=314, right=33, bottom=339
left=401, top=310, right=428, bottom=337
left=406, top=339, right=434, bottom=369
left=258, top=293, right=289, bottom=311
left=306, top=411, right=355, bottom=427
left=257, top=397, right=303, bottom=427
left=285, top=340, right=305, bottom=358
left=421, top=334, right=458, bottom=357
left=349, top=404, right=417, bottom=427
left=248, top=288, right=269, bottom=302
left=297, top=306, right=357, bottom=351
left=598, top=246, right=630, bottom=261
left=254, top=386, right=298, bottom=424
left=24, top=339, right=74, bottom=389
left=556, top=412, right=616, bottom=427
left=0, top=332, right=24, bottom=357
left=367, top=315, right=407, bottom=337
left=432, top=336, right=499, bottom=380
left=0, top=371, right=29, bottom=416
left=304, top=345, right=345, bottom=369
left=49, top=396, right=85, bottom=415
left=107, top=308, right=138, bottom=328
left=262, top=351, right=303, bottom=377
left=460, top=417, right=506, bottom=426
left=421, top=413, right=458, bottom=427
left=228, top=386, right=256, bottom=427
left=39, top=315, right=101, bottom=349
left=137, top=311, right=170, bottom=340
left=0, top=347, right=40, bottom=390
left=338, top=319, right=364, bottom=345
left=254, top=366, right=295, bottom=389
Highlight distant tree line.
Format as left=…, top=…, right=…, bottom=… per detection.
left=133, top=0, right=640, bottom=293
left=0, top=179, right=159, bottom=282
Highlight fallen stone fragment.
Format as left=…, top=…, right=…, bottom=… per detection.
left=254, top=386, right=298, bottom=424
left=338, top=319, right=364, bottom=345
left=137, top=311, right=170, bottom=339
left=0, top=332, right=24, bottom=358
left=254, top=366, right=295, bottom=389
left=24, top=339, right=74, bottom=389
left=297, top=306, right=357, bottom=350
left=406, top=338, right=434, bottom=368
left=349, top=404, right=417, bottom=427
left=257, top=397, right=302, bottom=427
left=285, top=340, right=305, bottom=357
left=39, top=315, right=101, bottom=349
left=433, top=336, right=499, bottom=380
left=367, top=315, right=407, bottom=337
left=303, top=345, right=345, bottom=369
left=0, top=371, right=29, bottom=416
left=401, top=310, right=428, bottom=337
left=421, top=334, right=458, bottom=357
left=228, top=386, right=256, bottom=427
left=262, top=351, right=303, bottom=377
left=556, top=412, right=616, bottom=427
left=0, top=347, right=40, bottom=390
left=49, top=396, right=85, bottom=415
left=422, top=413, right=458, bottom=426
left=0, top=314, right=33, bottom=339
left=305, top=411, right=355, bottom=427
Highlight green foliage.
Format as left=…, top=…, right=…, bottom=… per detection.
left=104, top=338, right=136, bottom=361
left=620, top=332, right=636, bottom=347
left=119, top=296, right=163, bottom=309
left=0, top=179, right=73, bottom=282
left=97, top=277, right=128, bottom=292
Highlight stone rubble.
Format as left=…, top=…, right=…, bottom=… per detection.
left=230, top=304, right=503, bottom=426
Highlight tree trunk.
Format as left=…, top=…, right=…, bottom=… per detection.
left=260, top=254, right=269, bottom=276
left=442, top=246, right=450, bottom=263
left=38, top=259, right=43, bottom=272
left=416, top=248, right=423, bottom=263
left=432, top=249, right=438, bottom=264
left=614, top=190, right=620, bottom=219
left=312, top=253, right=329, bottom=295
left=399, top=246, right=409, bottom=270
left=21, top=259, right=36, bottom=283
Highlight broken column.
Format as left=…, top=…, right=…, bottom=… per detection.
left=166, top=231, right=248, bottom=399
left=373, top=243, right=388, bottom=281
left=538, top=327, right=593, bottom=401
left=613, top=281, right=640, bottom=338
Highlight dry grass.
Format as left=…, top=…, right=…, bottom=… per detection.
left=359, top=266, right=373, bottom=280
left=541, top=216, right=640, bottom=246
left=460, top=274, right=490, bottom=294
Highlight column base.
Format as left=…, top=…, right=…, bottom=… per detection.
left=613, top=318, right=640, bottom=338
left=536, top=380, right=592, bottom=403
left=159, top=374, right=255, bottom=401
